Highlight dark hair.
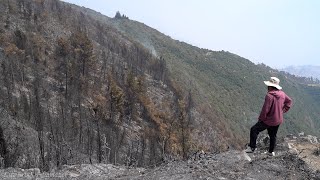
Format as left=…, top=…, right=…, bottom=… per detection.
left=268, top=86, right=278, bottom=90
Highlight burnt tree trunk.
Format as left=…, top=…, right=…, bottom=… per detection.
left=0, top=126, right=8, bottom=167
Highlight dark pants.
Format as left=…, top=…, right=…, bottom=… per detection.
left=249, top=121, right=279, bottom=153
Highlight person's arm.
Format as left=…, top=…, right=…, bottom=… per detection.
left=259, top=94, right=272, bottom=120
left=283, top=94, right=292, bottom=113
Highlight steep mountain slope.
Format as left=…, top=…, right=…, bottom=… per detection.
left=88, top=12, right=320, bottom=142
left=0, top=0, right=198, bottom=170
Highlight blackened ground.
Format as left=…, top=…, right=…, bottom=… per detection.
left=0, top=134, right=319, bottom=180
left=0, top=150, right=319, bottom=180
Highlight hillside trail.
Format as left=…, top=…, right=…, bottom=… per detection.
left=0, top=133, right=319, bottom=180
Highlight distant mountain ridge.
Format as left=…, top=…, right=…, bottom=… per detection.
left=281, top=65, right=320, bottom=80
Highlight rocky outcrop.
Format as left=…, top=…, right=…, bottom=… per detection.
left=285, top=132, right=320, bottom=173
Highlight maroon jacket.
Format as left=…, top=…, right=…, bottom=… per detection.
left=258, top=90, right=292, bottom=126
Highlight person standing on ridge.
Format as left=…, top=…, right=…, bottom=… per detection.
left=245, top=77, right=292, bottom=156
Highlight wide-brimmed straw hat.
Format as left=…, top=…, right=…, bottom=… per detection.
left=264, top=77, right=282, bottom=90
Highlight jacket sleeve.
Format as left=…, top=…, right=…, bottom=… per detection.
left=283, top=94, right=292, bottom=113
left=259, top=94, right=273, bottom=121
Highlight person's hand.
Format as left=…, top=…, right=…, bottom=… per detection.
left=283, top=106, right=290, bottom=113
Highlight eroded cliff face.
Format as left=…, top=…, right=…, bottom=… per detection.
left=0, top=133, right=319, bottom=179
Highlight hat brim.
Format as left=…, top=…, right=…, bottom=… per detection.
left=264, top=81, right=282, bottom=90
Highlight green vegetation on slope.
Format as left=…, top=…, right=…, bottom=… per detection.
left=100, top=17, right=320, bottom=149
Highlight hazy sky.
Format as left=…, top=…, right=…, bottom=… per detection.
left=62, top=0, right=320, bottom=68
